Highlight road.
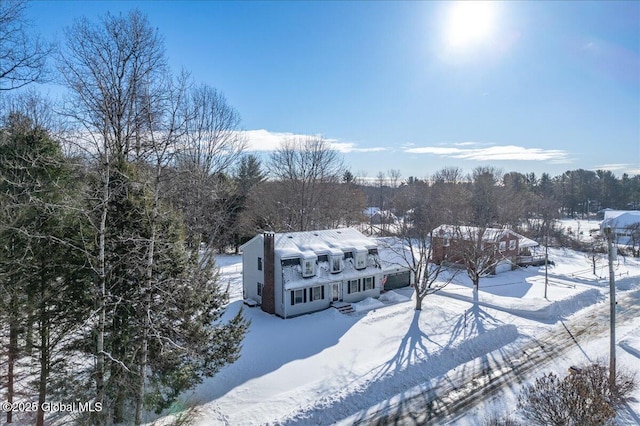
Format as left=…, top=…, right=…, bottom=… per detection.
left=352, top=289, right=640, bottom=425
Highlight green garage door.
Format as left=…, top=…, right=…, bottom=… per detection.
left=384, top=271, right=411, bottom=290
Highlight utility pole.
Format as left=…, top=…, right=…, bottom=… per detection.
left=604, top=225, right=616, bottom=390
left=544, top=222, right=549, bottom=299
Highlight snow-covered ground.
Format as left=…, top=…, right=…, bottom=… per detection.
left=152, top=233, right=640, bottom=425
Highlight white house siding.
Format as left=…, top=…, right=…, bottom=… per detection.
left=242, top=228, right=386, bottom=318
left=284, top=284, right=332, bottom=318
left=241, top=236, right=265, bottom=304
left=342, top=274, right=383, bottom=304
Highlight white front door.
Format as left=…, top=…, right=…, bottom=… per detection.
left=332, top=282, right=342, bottom=302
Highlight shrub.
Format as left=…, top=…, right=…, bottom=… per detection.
left=481, top=412, right=522, bottom=426
left=517, top=362, right=636, bottom=426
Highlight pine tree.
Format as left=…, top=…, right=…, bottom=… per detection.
left=0, top=112, right=93, bottom=425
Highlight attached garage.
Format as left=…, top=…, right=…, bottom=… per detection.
left=493, top=260, right=513, bottom=274
left=383, top=270, right=412, bottom=290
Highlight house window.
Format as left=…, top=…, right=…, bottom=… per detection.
left=258, top=257, right=263, bottom=271
left=311, top=285, right=324, bottom=301
left=443, top=238, right=450, bottom=247
left=509, top=240, right=516, bottom=250
left=293, top=289, right=305, bottom=305
left=363, top=276, right=374, bottom=291
left=331, top=257, right=342, bottom=273
left=348, top=279, right=359, bottom=294
left=302, top=259, right=315, bottom=277
left=257, top=282, right=263, bottom=296
left=282, top=258, right=299, bottom=267
left=499, top=241, right=506, bottom=252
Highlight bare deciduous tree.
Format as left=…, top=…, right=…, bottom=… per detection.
left=268, top=136, right=345, bottom=231
left=58, top=12, right=167, bottom=420
left=168, top=83, right=246, bottom=248
left=0, top=0, right=53, bottom=91
left=387, top=182, right=457, bottom=310
left=177, top=84, right=245, bottom=175
left=433, top=225, right=504, bottom=292
left=470, top=166, right=503, bottom=227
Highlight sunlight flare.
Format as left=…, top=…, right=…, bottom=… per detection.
left=446, top=1, right=496, bottom=48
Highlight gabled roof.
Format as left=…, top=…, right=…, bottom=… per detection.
left=601, top=211, right=640, bottom=230
left=275, top=228, right=377, bottom=258
left=242, top=228, right=378, bottom=259
left=603, top=210, right=640, bottom=220
left=518, top=235, right=539, bottom=248
left=432, top=225, right=518, bottom=241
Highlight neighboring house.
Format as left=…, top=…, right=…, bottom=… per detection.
left=241, top=228, right=412, bottom=318
left=364, top=207, right=397, bottom=225
left=431, top=225, right=530, bottom=274
left=516, top=234, right=544, bottom=266
left=601, top=210, right=640, bottom=245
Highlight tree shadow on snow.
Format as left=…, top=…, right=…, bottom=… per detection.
left=277, top=309, right=518, bottom=425
left=191, top=300, right=364, bottom=403
left=373, top=311, right=439, bottom=379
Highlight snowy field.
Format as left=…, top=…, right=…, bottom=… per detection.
left=152, top=224, right=640, bottom=425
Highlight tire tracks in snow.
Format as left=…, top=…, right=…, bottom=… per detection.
left=359, top=289, right=640, bottom=426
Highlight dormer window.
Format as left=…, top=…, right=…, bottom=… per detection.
left=331, top=256, right=342, bottom=273
left=355, top=251, right=367, bottom=270
left=301, top=258, right=315, bottom=277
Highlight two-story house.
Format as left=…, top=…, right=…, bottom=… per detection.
left=431, top=225, right=525, bottom=274
left=241, top=228, right=402, bottom=318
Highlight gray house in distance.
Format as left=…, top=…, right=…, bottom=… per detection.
left=241, top=228, right=411, bottom=318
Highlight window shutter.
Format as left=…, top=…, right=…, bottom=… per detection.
left=347, top=282, right=351, bottom=294
left=291, top=291, right=295, bottom=306
left=358, top=279, right=361, bottom=292
left=321, top=286, right=325, bottom=299
left=304, top=289, right=307, bottom=303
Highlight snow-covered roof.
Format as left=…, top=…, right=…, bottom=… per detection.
left=518, top=235, right=539, bottom=248
left=364, top=207, right=380, bottom=217
left=283, top=252, right=381, bottom=290
left=601, top=211, right=640, bottom=230
left=433, top=225, right=535, bottom=249
left=432, top=225, right=517, bottom=241
left=273, top=228, right=377, bottom=259
left=603, top=210, right=640, bottom=220
left=375, top=237, right=414, bottom=272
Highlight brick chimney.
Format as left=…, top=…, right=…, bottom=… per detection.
left=262, top=233, right=276, bottom=314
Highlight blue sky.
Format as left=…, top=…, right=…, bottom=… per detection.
left=27, top=1, right=639, bottom=180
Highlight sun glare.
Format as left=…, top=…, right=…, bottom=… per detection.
left=446, top=1, right=496, bottom=49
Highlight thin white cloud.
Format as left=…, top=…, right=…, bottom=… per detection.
left=407, top=146, right=464, bottom=155
left=593, top=163, right=630, bottom=171
left=593, top=164, right=640, bottom=175
left=241, top=129, right=387, bottom=154
left=452, top=141, right=491, bottom=147
left=405, top=144, right=570, bottom=163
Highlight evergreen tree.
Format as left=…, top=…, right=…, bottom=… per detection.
left=0, top=112, right=92, bottom=425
